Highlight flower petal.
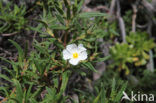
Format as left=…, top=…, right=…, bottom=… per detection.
left=79, top=51, right=87, bottom=60
left=78, top=44, right=86, bottom=52
left=66, top=44, right=77, bottom=53
left=63, top=49, right=72, bottom=60
left=69, top=58, right=80, bottom=65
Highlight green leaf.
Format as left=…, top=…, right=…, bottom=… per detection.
left=57, top=71, right=70, bottom=100
left=29, top=25, right=44, bottom=34
left=46, top=87, right=56, bottom=97
left=79, top=12, right=108, bottom=18
left=72, top=4, right=77, bottom=16
left=25, top=84, right=33, bottom=103
left=9, top=39, right=24, bottom=62
left=55, top=14, right=65, bottom=25
left=77, top=0, right=84, bottom=12
left=100, top=85, right=106, bottom=103
left=67, top=6, right=71, bottom=20
left=13, top=79, right=23, bottom=102
left=82, top=62, right=97, bottom=72
left=9, top=98, right=20, bottom=103
left=34, top=19, right=48, bottom=28
left=50, top=25, right=67, bottom=30
left=0, top=87, right=9, bottom=96
left=31, top=88, right=41, bottom=98
left=96, top=55, right=111, bottom=62
left=0, top=74, right=12, bottom=82
left=29, top=98, right=38, bottom=103
left=110, top=78, right=116, bottom=99
left=42, top=87, right=57, bottom=103
left=0, top=57, right=13, bottom=65
left=93, top=91, right=101, bottom=103
left=60, top=71, right=70, bottom=93
left=55, top=5, right=64, bottom=15
left=115, top=82, right=128, bottom=102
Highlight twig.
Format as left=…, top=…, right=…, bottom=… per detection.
left=146, top=19, right=154, bottom=72
left=1, top=32, right=18, bottom=37
left=0, top=47, right=12, bottom=55
left=116, top=0, right=126, bottom=43
left=64, top=31, right=68, bottom=47
left=93, top=5, right=109, bottom=12
left=118, top=18, right=126, bottom=43
left=136, top=24, right=148, bottom=29
left=132, top=4, right=137, bottom=32
left=146, top=50, right=154, bottom=72
left=64, top=20, right=70, bottom=47
left=142, top=0, right=156, bottom=12
left=109, top=0, right=116, bottom=16
left=141, top=0, right=156, bottom=25
left=108, top=0, right=116, bottom=21
left=147, top=20, right=153, bottom=36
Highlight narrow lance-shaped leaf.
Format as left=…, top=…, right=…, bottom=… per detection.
left=55, top=14, right=65, bottom=25
left=93, top=91, right=101, bottom=103
left=13, top=79, right=23, bottom=103
left=57, top=71, right=70, bottom=100
left=100, top=84, right=106, bottom=103
left=110, top=78, right=116, bottom=100
left=0, top=74, right=12, bottom=83
left=67, top=6, right=71, bottom=20
left=74, top=7, right=78, bottom=16
left=82, top=62, right=97, bottom=72
left=79, top=12, right=108, bottom=18
left=115, top=82, right=128, bottom=102
left=9, top=39, right=24, bottom=63
left=77, top=0, right=84, bottom=12
left=96, top=55, right=111, bottom=62
left=55, top=5, right=64, bottom=15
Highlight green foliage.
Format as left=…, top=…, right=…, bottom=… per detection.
left=136, top=70, right=156, bottom=95
left=82, top=62, right=97, bottom=72
left=123, top=10, right=133, bottom=33
left=94, top=79, right=128, bottom=103
left=0, top=0, right=110, bottom=102
left=0, top=1, right=27, bottom=33
left=110, top=32, right=155, bottom=74
left=0, top=0, right=155, bottom=103
left=110, top=43, right=133, bottom=74
left=73, top=78, right=127, bottom=103
left=79, top=12, right=108, bottom=18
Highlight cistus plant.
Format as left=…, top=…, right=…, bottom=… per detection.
left=0, top=0, right=127, bottom=103
left=0, top=2, right=27, bottom=33
left=1, top=0, right=156, bottom=103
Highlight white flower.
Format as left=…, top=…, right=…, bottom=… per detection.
left=63, top=44, right=88, bottom=65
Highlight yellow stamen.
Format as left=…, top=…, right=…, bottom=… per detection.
left=73, top=52, right=78, bottom=59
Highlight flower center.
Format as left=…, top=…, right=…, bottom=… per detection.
left=73, top=52, right=78, bottom=59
